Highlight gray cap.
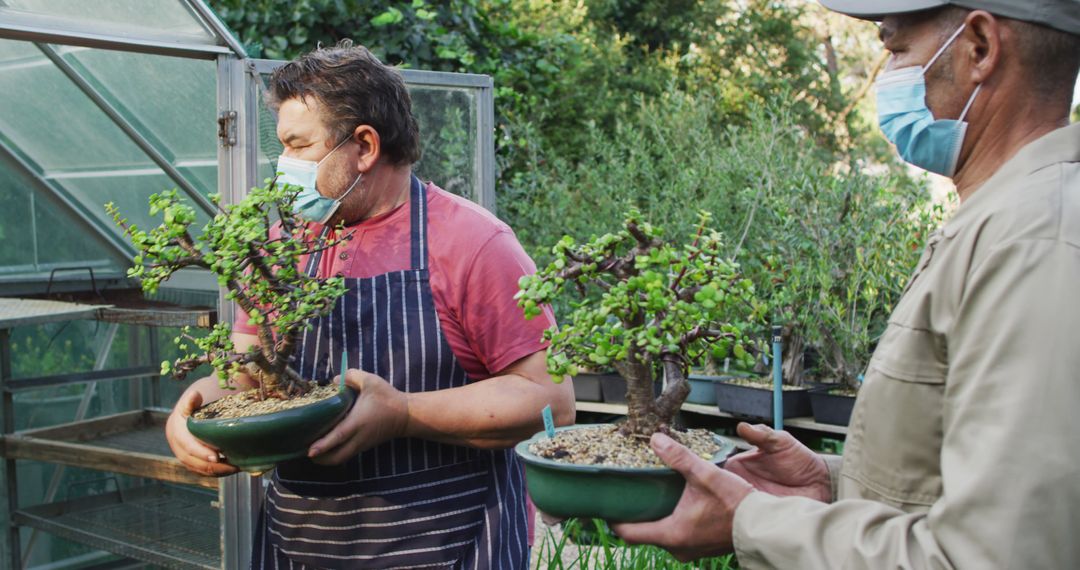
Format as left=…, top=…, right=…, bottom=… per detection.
left=819, top=0, right=1080, bottom=36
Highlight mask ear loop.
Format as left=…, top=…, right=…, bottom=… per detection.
left=337, top=173, right=362, bottom=203
left=958, top=84, right=982, bottom=122
left=924, top=23, right=967, bottom=73
left=317, top=135, right=356, bottom=167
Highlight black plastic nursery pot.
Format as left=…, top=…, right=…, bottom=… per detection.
left=713, top=379, right=811, bottom=422
left=686, top=373, right=753, bottom=405
left=598, top=373, right=628, bottom=403
left=598, top=374, right=662, bottom=404
left=686, top=374, right=720, bottom=405
left=570, top=372, right=605, bottom=402
left=809, top=386, right=857, bottom=426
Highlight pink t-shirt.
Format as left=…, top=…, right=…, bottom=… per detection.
left=234, top=182, right=555, bottom=379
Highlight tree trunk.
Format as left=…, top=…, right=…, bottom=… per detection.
left=613, top=352, right=665, bottom=438
left=782, top=327, right=805, bottom=386
left=244, top=362, right=310, bottom=399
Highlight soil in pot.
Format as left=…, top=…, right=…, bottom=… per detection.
left=529, top=424, right=720, bottom=468
left=193, top=384, right=341, bottom=420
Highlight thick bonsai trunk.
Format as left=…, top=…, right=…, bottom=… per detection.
left=613, top=353, right=688, bottom=438
left=244, top=362, right=310, bottom=399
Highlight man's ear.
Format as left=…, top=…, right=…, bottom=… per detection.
left=350, top=125, right=381, bottom=173
left=962, top=10, right=1002, bottom=86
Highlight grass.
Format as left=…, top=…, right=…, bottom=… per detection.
left=533, top=518, right=738, bottom=569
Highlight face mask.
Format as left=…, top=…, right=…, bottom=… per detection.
left=875, top=24, right=982, bottom=177
left=276, top=137, right=362, bottom=224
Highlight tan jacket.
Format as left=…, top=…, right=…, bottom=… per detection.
left=732, top=123, right=1080, bottom=569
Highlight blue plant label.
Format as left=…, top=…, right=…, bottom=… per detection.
left=542, top=405, right=556, bottom=438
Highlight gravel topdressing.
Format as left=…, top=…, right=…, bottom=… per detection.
left=192, top=384, right=341, bottom=420
left=528, top=424, right=721, bottom=468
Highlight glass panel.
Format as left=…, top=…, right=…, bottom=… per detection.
left=411, top=87, right=478, bottom=201
left=0, top=38, right=217, bottom=269
left=34, top=188, right=119, bottom=267
left=0, top=156, right=119, bottom=274
left=0, top=160, right=37, bottom=269
left=60, top=47, right=218, bottom=165
left=3, top=0, right=215, bottom=43
left=0, top=39, right=154, bottom=172
left=56, top=174, right=212, bottom=238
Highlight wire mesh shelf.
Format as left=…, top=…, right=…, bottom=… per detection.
left=14, top=483, right=220, bottom=570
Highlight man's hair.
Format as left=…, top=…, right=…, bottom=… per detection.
left=268, top=40, right=421, bottom=166
left=931, top=7, right=1080, bottom=104
left=1005, top=19, right=1080, bottom=104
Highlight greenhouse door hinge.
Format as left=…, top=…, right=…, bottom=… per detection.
left=218, top=111, right=238, bottom=147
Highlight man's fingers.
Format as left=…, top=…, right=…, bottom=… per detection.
left=178, top=391, right=203, bottom=417
left=651, top=433, right=719, bottom=488
left=342, top=369, right=371, bottom=391
left=610, top=519, right=673, bottom=547
left=309, top=425, right=345, bottom=457
left=736, top=422, right=796, bottom=454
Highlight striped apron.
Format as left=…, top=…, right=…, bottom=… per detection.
left=251, top=176, right=529, bottom=569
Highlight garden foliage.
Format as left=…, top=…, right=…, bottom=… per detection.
left=510, top=92, right=941, bottom=388
left=208, top=0, right=941, bottom=387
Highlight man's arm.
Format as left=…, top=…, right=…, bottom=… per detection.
left=307, top=349, right=575, bottom=464
left=403, top=349, right=575, bottom=447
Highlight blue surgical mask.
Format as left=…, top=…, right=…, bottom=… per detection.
left=276, top=137, right=361, bottom=224
left=875, top=24, right=982, bottom=177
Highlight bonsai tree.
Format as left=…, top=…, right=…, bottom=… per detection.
left=105, top=178, right=348, bottom=401
left=517, top=210, right=764, bottom=437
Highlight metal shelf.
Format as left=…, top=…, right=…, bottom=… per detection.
left=575, top=401, right=849, bottom=436
left=0, top=296, right=214, bottom=330
left=2, top=409, right=218, bottom=489
left=13, top=484, right=220, bottom=570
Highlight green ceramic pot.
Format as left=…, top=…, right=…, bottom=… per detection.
left=188, top=386, right=356, bottom=474
left=515, top=424, right=736, bottom=522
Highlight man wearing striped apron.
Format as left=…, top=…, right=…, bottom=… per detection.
left=165, top=42, right=575, bottom=569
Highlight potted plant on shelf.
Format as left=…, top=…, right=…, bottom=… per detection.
left=105, top=179, right=354, bottom=473
left=710, top=322, right=813, bottom=421
left=514, top=210, right=763, bottom=521
left=768, top=184, right=943, bottom=426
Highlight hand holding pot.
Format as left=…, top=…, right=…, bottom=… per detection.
left=724, top=422, right=831, bottom=502
left=610, top=432, right=754, bottom=562
left=166, top=387, right=240, bottom=477
left=308, top=369, right=409, bottom=465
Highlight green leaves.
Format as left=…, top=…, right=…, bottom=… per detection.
left=370, top=7, right=404, bottom=27
left=108, top=177, right=351, bottom=389
left=519, top=210, right=762, bottom=381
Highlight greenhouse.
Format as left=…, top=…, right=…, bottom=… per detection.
left=0, top=1, right=493, bottom=567
left=2, top=0, right=1079, bottom=569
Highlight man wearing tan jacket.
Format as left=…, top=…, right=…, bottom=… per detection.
left=612, top=1, right=1080, bottom=568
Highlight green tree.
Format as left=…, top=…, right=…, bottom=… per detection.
left=518, top=210, right=763, bottom=436
left=107, top=179, right=347, bottom=398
